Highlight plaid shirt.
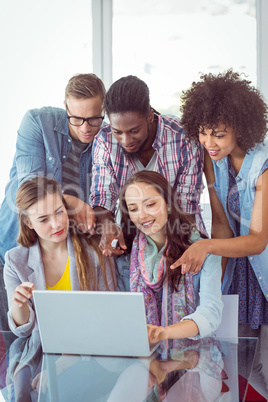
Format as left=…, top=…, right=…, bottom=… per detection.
left=90, top=114, right=204, bottom=217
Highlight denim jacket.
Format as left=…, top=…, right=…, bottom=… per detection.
left=212, top=142, right=268, bottom=301
left=0, top=107, right=94, bottom=263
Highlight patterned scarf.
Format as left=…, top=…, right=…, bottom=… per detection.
left=130, top=232, right=196, bottom=329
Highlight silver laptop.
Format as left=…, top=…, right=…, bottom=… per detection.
left=33, top=290, right=159, bottom=357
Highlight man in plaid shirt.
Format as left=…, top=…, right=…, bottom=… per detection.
left=90, top=76, right=204, bottom=258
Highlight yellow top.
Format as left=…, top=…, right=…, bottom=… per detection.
left=46, top=257, right=71, bottom=290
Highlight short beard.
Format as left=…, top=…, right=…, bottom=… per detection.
left=121, top=146, right=142, bottom=160
left=121, top=123, right=151, bottom=160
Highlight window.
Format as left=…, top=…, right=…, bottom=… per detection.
left=112, top=0, right=257, bottom=230
left=0, top=0, right=92, bottom=201
left=113, top=0, right=256, bottom=116
left=0, top=0, right=260, bottom=206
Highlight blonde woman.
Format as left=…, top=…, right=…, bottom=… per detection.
left=4, top=176, right=116, bottom=338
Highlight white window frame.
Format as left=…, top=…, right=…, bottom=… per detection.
left=257, top=0, right=268, bottom=102
left=92, top=0, right=113, bottom=90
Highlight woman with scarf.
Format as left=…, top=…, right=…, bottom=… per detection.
left=119, top=171, right=223, bottom=343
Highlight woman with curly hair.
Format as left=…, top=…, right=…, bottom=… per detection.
left=119, top=171, right=223, bottom=343
left=172, top=70, right=268, bottom=396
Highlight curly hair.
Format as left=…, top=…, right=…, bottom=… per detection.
left=119, top=171, right=202, bottom=291
left=180, top=69, right=268, bottom=152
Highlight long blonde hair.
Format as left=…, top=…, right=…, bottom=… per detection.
left=16, top=176, right=115, bottom=290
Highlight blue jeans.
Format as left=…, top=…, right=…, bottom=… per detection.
left=115, top=254, right=130, bottom=292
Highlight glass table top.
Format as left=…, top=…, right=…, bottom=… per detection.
left=0, top=331, right=258, bottom=402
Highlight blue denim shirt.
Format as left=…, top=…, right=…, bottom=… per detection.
left=0, top=107, right=94, bottom=263
left=213, top=142, right=268, bottom=301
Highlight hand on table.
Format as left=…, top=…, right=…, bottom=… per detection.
left=147, top=324, right=168, bottom=344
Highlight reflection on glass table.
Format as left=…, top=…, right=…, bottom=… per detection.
left=0, top=331, right=258, bottom=402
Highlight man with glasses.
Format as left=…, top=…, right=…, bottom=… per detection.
left=0, top=73, right=105, bottom=330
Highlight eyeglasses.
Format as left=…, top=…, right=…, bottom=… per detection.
left=66, top=104, right=104, bottom=127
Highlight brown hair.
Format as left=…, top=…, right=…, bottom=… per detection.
left=16, top=177, right=114, bottom=291
left=119, top=171, right=200, bottom=291
left=65, top=73, right=106, bottom=102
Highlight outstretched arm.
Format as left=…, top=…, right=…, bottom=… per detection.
left=171, top=152, right=232, bottom=273
left=202, top=166, right=268, bottom=257
left=172, top=158, right=268, bottom=273
left=170, top=179, right=233, bottom=273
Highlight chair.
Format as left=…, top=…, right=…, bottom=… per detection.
left=214, top=294, right=239, bottom=339
left=213, top=295, right=239, bottom=400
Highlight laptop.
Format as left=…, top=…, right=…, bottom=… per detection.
left=33, top=290, right=160, bottom=357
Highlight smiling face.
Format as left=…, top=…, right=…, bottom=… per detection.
left=65, top=95, right=104, bottom=144
left=198, top=123, right=243, bottom=160
left=24, top=193, right=69, bottom=246
left=125, top=181, right=168, bottom=248
left=109, top=110, right=154, bottom=156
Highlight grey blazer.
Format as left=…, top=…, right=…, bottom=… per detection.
left=4, top=234, right=116, bottom=337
